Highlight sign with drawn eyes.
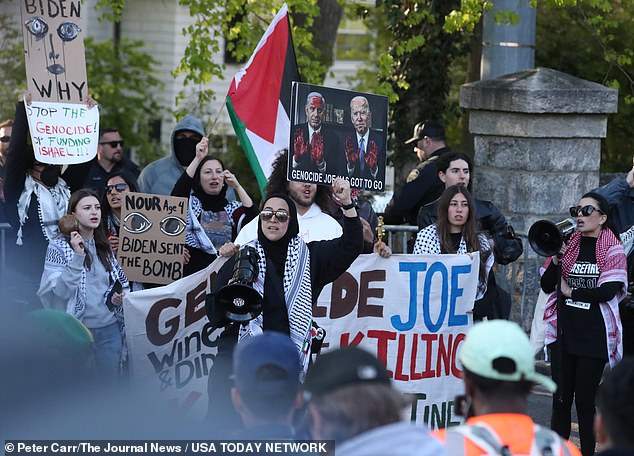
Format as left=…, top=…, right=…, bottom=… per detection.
left=117, top=192, right=188, bottom=285
left=20, top=0, right=88, bottom=103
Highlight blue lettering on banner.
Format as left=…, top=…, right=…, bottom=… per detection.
left=391, top=261, right=471, bottom=332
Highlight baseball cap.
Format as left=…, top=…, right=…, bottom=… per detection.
left=303, top=346, right=391, bottom=400
left=459, top=320, right=557, bottom=393
left=232, top=332, right=301, bottom=395
left=404, top=120, right=446, bottom=144
left=26, top=309, right=94, bottom=363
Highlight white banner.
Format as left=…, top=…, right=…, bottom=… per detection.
left=125, top=253, right=477, bottom=429
left=25, top=100, right=98, bottom=164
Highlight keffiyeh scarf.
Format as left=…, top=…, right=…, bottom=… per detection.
left=17, top=175, right=70, bottom=245
left=186, top=193, right=241, bottom=255
left=543, top=230, right=627, bottom=366
left=238, top=236, right=313, bottom=374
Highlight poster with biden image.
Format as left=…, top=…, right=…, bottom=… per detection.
left=288, top=82, right=388, bottom=191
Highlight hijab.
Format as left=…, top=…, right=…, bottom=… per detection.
left=192, top=156, right=228, bottom=212
left=257, top=194, right=300, bottom=275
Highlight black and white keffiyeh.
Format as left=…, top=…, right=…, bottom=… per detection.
left=186, top=192, right=241, bottom=255
left=238, top=236, right=313, bottom=374
left=16, top=175, right=70, bottom=245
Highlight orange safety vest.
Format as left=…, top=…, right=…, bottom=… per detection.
left=434, top=414, right=581, bottom=456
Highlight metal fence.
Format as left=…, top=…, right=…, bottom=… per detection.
left=382, top=225, right=542, bottom=329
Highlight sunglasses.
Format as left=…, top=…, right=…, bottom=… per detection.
left=569, top=205, right=604, bottom=217
left=105, top=183, right=128, bottom=195
left=99, top=140, right=124, bottom=148
left=259, top=209, right=290, bottom=223
left=0, top=136, right=10, bottom=143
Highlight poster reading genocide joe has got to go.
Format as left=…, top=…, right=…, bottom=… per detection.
left=117, top=193, right=188, bottom=285
left=288, top=82, right=388, bottom=191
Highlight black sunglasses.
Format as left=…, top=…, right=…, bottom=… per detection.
left=105, top=183, right=128, bottom=195
left=569, top=205, right=604, bottom=217
left=0, top=136, right=10, bottom=143
left=99, top=140, right=124, bottom=148
left=259, top=209, right=290, bottom=223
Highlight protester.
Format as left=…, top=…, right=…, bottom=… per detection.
left=594, top=166, right=634, bottom=233
left=3, top=96, right=71, bottom=312
left=172, top=136, right=257, bottom=275
left=413, top=185, right=494, bottom=302
left=230, top=332, right=302, bottom=439
left=62, top=128, right=140, bottom=194
left=101, top=170, right=139, bottom=255
left=230, top=149, right=342, bottom=250
left=38, top=188, right=129, bottom=378
left=595, top=357, right=634, bottom=455
left=436, top=320, right=581, bottom=456
left=205, top=178, right=362, bottom=432
left=418, top=151, right=523, bottom=319
left=302, top=346, right=442, bottom=455
left=138, top=114, right=205, bottom=195
left=384, top=120, right=450, bottom=227
left=541, top=191, right=627, bottom=456
left=0, top=118, right=13, bottom=207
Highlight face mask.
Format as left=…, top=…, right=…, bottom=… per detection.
left=39, top=165, right=60, bottom=187
left=174, top=137, right=199, bottom=166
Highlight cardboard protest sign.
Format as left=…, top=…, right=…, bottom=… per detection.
left=21, top=0, right=88, bottom=103
left=124, top=258, right=226, bottom=421
left=25, top=100, right=98, bottom=164
left=117, top=192, right=188, bottom=285
left=288, top=82, right=388, bottom=191
left=314, top=253, right=477, bottom=429
left=126, top=253, right=476, bottom=428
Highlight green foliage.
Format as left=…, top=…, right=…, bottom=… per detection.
left=0, top=14, right=26, bottom=121
left=84, top=36, right=165, bottom=167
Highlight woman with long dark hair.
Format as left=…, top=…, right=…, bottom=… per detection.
left=172, top=137, right=257, bottom=275
left=413, top=185, right=494, bottom=300
left=101, top=170, right=139, bottom=255
left=541, top=191, right=627, bottom=456
left=38, top=188, right=129, bottom=377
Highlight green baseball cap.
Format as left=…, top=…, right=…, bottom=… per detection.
left=460, top=320, right=557, bottom=393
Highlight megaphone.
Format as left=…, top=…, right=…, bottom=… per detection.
left=528, top=218, right=577, bottom=257
left=206, top=246, right=263, bottom=327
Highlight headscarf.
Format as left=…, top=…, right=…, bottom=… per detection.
left=192, top=156, right=228, bottom=212
left=257, top=193, right=300, bottom=274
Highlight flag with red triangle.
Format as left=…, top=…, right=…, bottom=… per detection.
left=226, top=4, right=300, bottom=196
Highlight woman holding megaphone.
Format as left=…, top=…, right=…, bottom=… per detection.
left=540, top=191, right=627, bottom=456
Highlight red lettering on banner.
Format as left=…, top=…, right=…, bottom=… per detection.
left=340, top=331, right=364, bottom=348
left=421, top=333, right=437, bottom=378
left=410, top=334, right=422, bottom=380
left=394, top=333, right=408, bottom=381
left=452, top=333, right=465, bottom=377
left=366, top=330, right=396, bottom=374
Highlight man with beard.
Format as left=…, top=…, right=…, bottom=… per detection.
left=228, top=150, right=342, bottom=252
left=291, top=92, right=341, bottom=178
left=137, top=114, right=205, bottom=195
left=62, top=128, right=140, bottom=194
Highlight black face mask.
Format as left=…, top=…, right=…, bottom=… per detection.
left=174, top=137, right=199, bottom=166
left=39, top=165, right=60, bottom=187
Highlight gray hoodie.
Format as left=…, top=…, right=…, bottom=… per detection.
left=137, top=114, right=205, bottom=195
left=336, top=422, right=444, bottom=456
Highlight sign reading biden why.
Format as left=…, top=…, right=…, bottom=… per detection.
left=288, top=82, right=388, bottom=191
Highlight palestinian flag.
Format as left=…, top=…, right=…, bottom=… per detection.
left=226, top=3, right=300, bottom=196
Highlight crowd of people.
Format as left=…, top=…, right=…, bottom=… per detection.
left=2, top=93, right=634, bottom=456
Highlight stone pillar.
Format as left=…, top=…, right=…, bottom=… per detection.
left=460, top=67, right=618, bottom=328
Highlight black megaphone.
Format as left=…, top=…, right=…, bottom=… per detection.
left=528, top=218, right=577, bottom=257
left=206, top=246, right=263, bottom=327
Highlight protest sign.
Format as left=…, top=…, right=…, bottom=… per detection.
left=288, top=82, right=388, bottom=191
left=314, top=253, right=476, bottom=429
left=21, top=0, right=88, bottom=104
left=25, top=100, right=98, bottom=164
left=126, top=253, right=476, bottom=429
left=125, top=258, right=226, bottom=421
left=117, top=192, right=188, bottom=285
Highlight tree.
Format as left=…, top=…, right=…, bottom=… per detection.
left=0, top=14, right=26, bottom=120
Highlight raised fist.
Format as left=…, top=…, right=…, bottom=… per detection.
left=310, top=131, right=324, bottom=164
left=293, top=129, right=308, bottom=161
left=345, top=136, right=359, bottom=165
left=366, top=140, right=378, bottom=171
